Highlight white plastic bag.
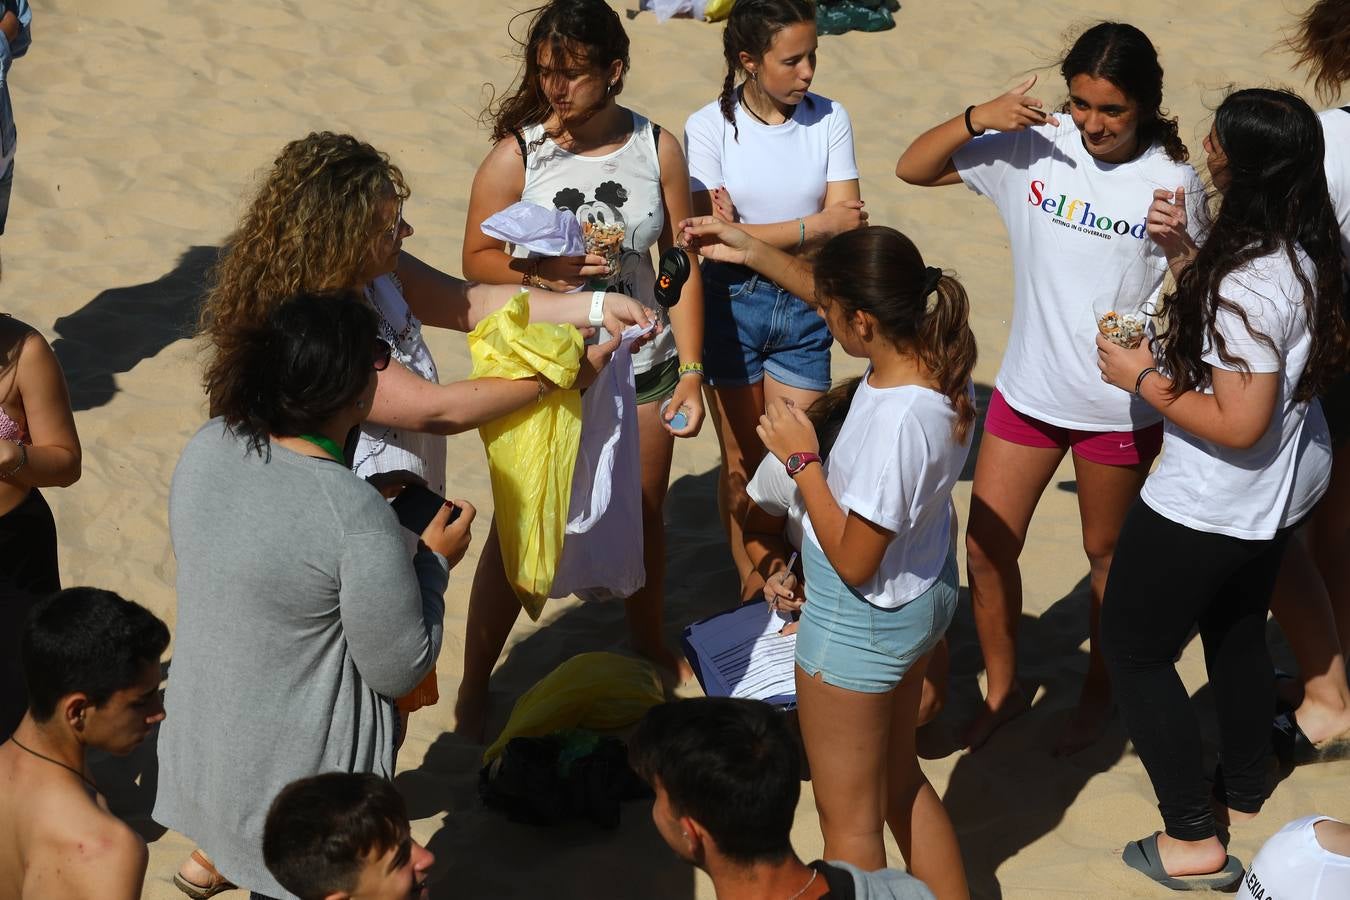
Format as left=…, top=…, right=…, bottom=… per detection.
left=549, top=323, right=652, bottom=601
left=649, top=0, right=709, bottom=22
left=481, top=201, right=587, bottom=257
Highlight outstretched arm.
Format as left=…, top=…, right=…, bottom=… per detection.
left=679, top=217, right=817, bottom=304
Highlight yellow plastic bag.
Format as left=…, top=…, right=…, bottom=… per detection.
left=469, top=291, right=584, bottom=620
left=703, top=0, right=735, bottom=21
left=484, top=651, right=664, bottom=762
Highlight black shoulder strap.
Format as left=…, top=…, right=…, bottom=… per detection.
left=814, top=862, right=856, bottom=899
left=652, top=122, right=662, bottom=145
left=1341, top=105, right=1350, bottom=115
left=513, top=129, right=528, bottom=168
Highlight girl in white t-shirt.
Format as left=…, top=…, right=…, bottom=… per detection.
left=460, top=0, right=705, bottom=734
left=682, top=217, right=974, bottom=898
left=1262, top=0, right=1350, bottom=769
left=896, top=22, right=1204, bottom=755
left=684, top=0, right=867, bottom=589
left=1095, top=88, right=1347, bottom=892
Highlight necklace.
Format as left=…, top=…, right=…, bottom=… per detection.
left=8, top=737, right=98, bottom=793
left=786, top=868, right=818, bottom=900
left=739, top=84, right=785, bottom=127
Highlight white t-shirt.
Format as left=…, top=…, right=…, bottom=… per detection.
left=683, top=91, right=858, bottom=223
left=1238, top=816, right=1350, bottom=900
left=747, top=455, right=805, bottom=551
left=1319, top=108, right=1350, bottom=262
left=1142, top=248, right=1333, bottom=539
left=802, top=375, right=972, bottom=609
left=953, top=119, right=1204, bottom=430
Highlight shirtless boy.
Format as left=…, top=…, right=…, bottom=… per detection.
left=0, top=587, right=169, bottom=899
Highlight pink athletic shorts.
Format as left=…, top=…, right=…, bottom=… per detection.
left=984, top=388, right=1163, bottom=466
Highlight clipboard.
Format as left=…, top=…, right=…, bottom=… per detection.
left=681, top=600, right=797, bottom=709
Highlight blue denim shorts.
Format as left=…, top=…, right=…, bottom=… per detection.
left=795, top=538, right=958, bottom=693
left=700, top=261, right=832, bottom=392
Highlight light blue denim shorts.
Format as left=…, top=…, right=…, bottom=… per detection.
left=795, top=538, right=958, bottom=693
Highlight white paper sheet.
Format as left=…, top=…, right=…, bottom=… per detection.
left=683, top=603, right=797, bottom=703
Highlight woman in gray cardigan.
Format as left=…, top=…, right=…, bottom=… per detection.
left=153, top=291, right=475, bottom=900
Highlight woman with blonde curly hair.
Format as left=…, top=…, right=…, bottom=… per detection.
left=171, top=131, right=653, bottom=900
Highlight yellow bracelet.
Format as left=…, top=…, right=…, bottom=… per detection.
left=678, top=362, right=704, bottom=378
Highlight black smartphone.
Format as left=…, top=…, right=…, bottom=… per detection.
left=390, top=484, right=460, bottom=535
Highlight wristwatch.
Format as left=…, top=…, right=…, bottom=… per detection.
left=785, top=451, right=822, bottom=478
left=588, top=290, right=607, bottom=328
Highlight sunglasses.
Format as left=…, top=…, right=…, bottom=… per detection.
left=373, top=338, right=393, bottom=371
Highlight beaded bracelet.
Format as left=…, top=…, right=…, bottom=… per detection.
left=678, top=361, right=704, bottom=378
left=0, top=440, right=26, bottom=479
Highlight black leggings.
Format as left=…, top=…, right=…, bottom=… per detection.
left=0, top=488, right=60, bottom=739
left=1102, top=500, right=1292, bottom=842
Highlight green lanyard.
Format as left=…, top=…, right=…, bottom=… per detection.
left=298, top=433, right=345, bottom=464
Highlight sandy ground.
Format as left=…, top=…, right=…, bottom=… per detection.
left=8, top=1, right=1348, bottom=897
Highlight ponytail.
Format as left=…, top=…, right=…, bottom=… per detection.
left=916, top=274, right=979, bottom=444
left=813, top=227, right=978, bottom=443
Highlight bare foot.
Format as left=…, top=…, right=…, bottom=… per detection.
left=1053, top=675, right=1114, bottom=756
left=961, top=685, right=1029, bottom=750
left=1154, top=833, right=1230, bottom=877
left=451, top=688, right=488, bottom=744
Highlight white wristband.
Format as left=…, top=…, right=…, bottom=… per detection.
left=588, top=290, right=606, bottom=328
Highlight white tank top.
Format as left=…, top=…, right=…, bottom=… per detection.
left=513, top=111, right=678, bottom=376
left=353, top=273, right=447, bottom=496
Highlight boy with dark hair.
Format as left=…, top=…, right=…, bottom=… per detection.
left=0, top=587, right=169, bottom=899
left=262, top=772, right=434, bottom=900
left=630, top=698, right=937, bottom=899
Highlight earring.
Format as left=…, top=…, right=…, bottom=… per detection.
left=356, top=400, right=366, bottom=410
left=749, top=69, right=757, bottom=81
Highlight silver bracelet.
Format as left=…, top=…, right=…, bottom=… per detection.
left=0, top=440, right=26, bottom=478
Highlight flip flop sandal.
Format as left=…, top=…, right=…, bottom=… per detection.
left=1122, top=833, right=1244, bottom=892
left=172, top=849, right=236, bottom=899
left=1273, top=711, right=1350, bottom=766
left=654, top=246, right=690, bottom=308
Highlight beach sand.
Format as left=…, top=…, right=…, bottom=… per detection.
left=10, top=1, right=1347, bottom=897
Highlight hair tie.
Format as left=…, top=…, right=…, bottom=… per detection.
left=922, top=266, right=943, bottom=301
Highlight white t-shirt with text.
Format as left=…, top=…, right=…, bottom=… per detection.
left=683, top=92, right=858, bottom=224
left=1238, top=816, right=1350, bottom=900
left=953, top=119, right=1204, bottom=430
left=802, top=375, right=971, bottom=609
left=1142, top=248, right=1333, bottom=539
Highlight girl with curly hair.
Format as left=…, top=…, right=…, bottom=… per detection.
left=898, top=22, right=1204, bottom=755
left=175, top=130, right=652, bottom=898
left=460, top=0, right=706, bottom=736
left=1096, top=88, right=1348, bottom=890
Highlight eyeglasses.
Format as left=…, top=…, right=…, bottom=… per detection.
left=373, top=339, right=393, bottom=371
left=386, top=201, right=405, bottom=243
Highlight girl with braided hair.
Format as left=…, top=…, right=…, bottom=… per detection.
left=683, top=0, right=866, bottom=590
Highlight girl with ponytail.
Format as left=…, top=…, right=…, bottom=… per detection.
left=897, top=21, right=1205, bottom=755
left=681, top=217, right=974, bottom=899
left=683, top=0, right=867, bottom=590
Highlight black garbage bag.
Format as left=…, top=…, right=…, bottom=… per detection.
left=478, top=729, right=652, bottom=829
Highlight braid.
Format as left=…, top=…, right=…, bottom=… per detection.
left=718, top=50, right=741, bottom=141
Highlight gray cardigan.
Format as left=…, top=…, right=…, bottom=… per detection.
left=153, top=420, right=447, bottom=899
